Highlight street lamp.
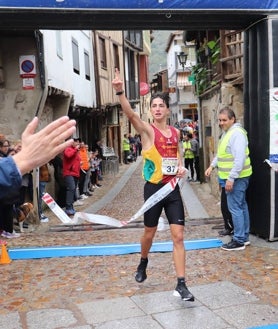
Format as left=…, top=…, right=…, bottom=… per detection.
left=177, top=51, right=188, bottom=71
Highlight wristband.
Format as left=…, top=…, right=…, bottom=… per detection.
left=116, top=90, right=124, bottom=96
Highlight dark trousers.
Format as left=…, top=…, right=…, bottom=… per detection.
left=124, top=150, right=129, bottom=164
left=64, top=175, right=78, bottom=210
left=90, top=170, right=97, bottom=185
left=184, top=158, right=194, bottom=179
left=78, top=170, right=87, bottom=195
left=0, top=204, right=14, bottom=233
left=221, top=187, right=233, bottom=231
left=194, top=156, right=200, bottom=181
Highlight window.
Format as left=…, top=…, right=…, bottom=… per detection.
left=84, top=50, right=90, bottom=80
left=72, top=38, right=80, bottom=74
left=99, top=37, right=107, bottom=69
left=125, top=30, right=143, bottom=49
left=56, top=31, right=63, bottom=59
left=113, top=44, right=120, bottom=70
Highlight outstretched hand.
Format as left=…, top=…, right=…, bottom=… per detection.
left=13, top=116, right=76, bottom=175
left=112, top=68, right=123, bottom=92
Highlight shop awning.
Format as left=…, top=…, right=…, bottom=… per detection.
left=177, top=72, right=192, bottom=89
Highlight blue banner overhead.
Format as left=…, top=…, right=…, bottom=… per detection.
left=0, top=0, right=278, bottom=10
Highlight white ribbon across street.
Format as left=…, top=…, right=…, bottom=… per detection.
left=43, top=176, right=181, bottom=228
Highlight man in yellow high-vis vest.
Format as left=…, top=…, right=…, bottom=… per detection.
left=123, top=133, right=130, bottom=164
left=182, top=133, right=195, bottom=181
left=205, top=107, right=252, bottom=251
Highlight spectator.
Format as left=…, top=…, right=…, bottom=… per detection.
left=0, top=139, right=10, bottom=158
left=79, top=142, right=92, bottom=198
left=128, top=133, right=136, bottom=145
left=182, top=133, right=194, bottom=181
left=13, top=140, right=22, bottom=153
left=134, top=134, right=142, bottom=156
left=123, top=133, right=130, bottom=164
left=83, top=144, right=93, bottom=196
left=11, top=140, right=31, bottom=230
left=49, top=154, right=66, bottom=208
left=94, top=140, right=104, bottom=180
left=63, top=138, right=81, bottom=216
left=38, top=163, right=51, bottom=223
left=205, top=107, right=252, bottom=250
left=191, top=132, right=200, bottom=182
left=90, top=150, right=102, bottom=189
left=0, top=139, right=20, bottom=238
left=7, top=147, right=16, bottom=156
left=182, top=123, right=193, bottom=135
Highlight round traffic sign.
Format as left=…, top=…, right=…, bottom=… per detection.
left=21, top=60, right=34, bottom=73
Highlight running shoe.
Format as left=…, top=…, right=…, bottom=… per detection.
left=173, top=284, right=195, bottom=301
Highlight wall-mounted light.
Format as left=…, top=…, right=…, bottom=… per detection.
left=177, top=52, right=188, bottom=71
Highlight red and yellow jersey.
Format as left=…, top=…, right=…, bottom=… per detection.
left=142, top=125, right=179, bottom=184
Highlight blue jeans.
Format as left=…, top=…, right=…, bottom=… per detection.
left=64, top=175, right=78, bottom=210
left=226, top=177, right=250, bottom=244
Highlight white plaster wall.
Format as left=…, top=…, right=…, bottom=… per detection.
left=166, top=33, right=197, bottom=124
left=167, top=33, right=183, bottom=123
left=41, top=30, right=96, bottom=108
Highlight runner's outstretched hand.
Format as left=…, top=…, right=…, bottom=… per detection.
left=112, top=68, right=124, bottom=92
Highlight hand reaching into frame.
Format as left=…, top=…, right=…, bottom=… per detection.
left=13, top=116, right=76, bottom=175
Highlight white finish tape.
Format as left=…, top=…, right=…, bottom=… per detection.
left=43, top=176, right=181, bottom=228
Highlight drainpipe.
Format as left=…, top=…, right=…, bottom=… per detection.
left=92, top=31, right=101, bottom=113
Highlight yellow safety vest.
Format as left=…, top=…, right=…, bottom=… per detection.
left=217, top=127, right=252, bottom=179
left=123, top=138, right=130, bottom=151
left=183, top=141, right=194, bottom=159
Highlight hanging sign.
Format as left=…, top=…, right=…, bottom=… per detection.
left=140, top=82, right=149, bottom=96
left=19, top=55, right=36, bottom=78
left=22, top=78, right=35, bottom=90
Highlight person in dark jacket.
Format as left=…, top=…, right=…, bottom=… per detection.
left=0, top=139, right=21, bottom=238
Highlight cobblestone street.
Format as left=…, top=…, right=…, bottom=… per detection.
left=0, top=159, right=277, bottom=329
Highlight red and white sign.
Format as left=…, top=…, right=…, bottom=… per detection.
left=22, top=78, right=34, bottom=90
left=140, top=82, right=149, bottom=96
left=19, top=55, right=36, bottom=78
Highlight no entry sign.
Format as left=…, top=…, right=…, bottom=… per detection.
left=19, top=55, right=36, bottom=78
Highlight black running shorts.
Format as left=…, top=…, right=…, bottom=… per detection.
left=143, top=181, right=185, bottom=227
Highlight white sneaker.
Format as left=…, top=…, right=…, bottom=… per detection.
left=73, top=200, right=84, bottom=206
left=80, top=194, right=88, bottom=199
left=40, top=217, right=49, bottom=223
left=1, top=230, right=21, bottom=238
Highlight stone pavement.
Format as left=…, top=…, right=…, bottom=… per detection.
left=0, top=158, right=277, bottom=329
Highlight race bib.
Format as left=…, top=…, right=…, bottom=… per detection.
left=162, top=157, right=178, bottom=175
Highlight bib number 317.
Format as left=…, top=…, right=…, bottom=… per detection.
left=162, top=158, right=178, bottom=175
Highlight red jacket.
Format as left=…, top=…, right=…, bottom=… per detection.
left=63, top=146, right=81, bottom=178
